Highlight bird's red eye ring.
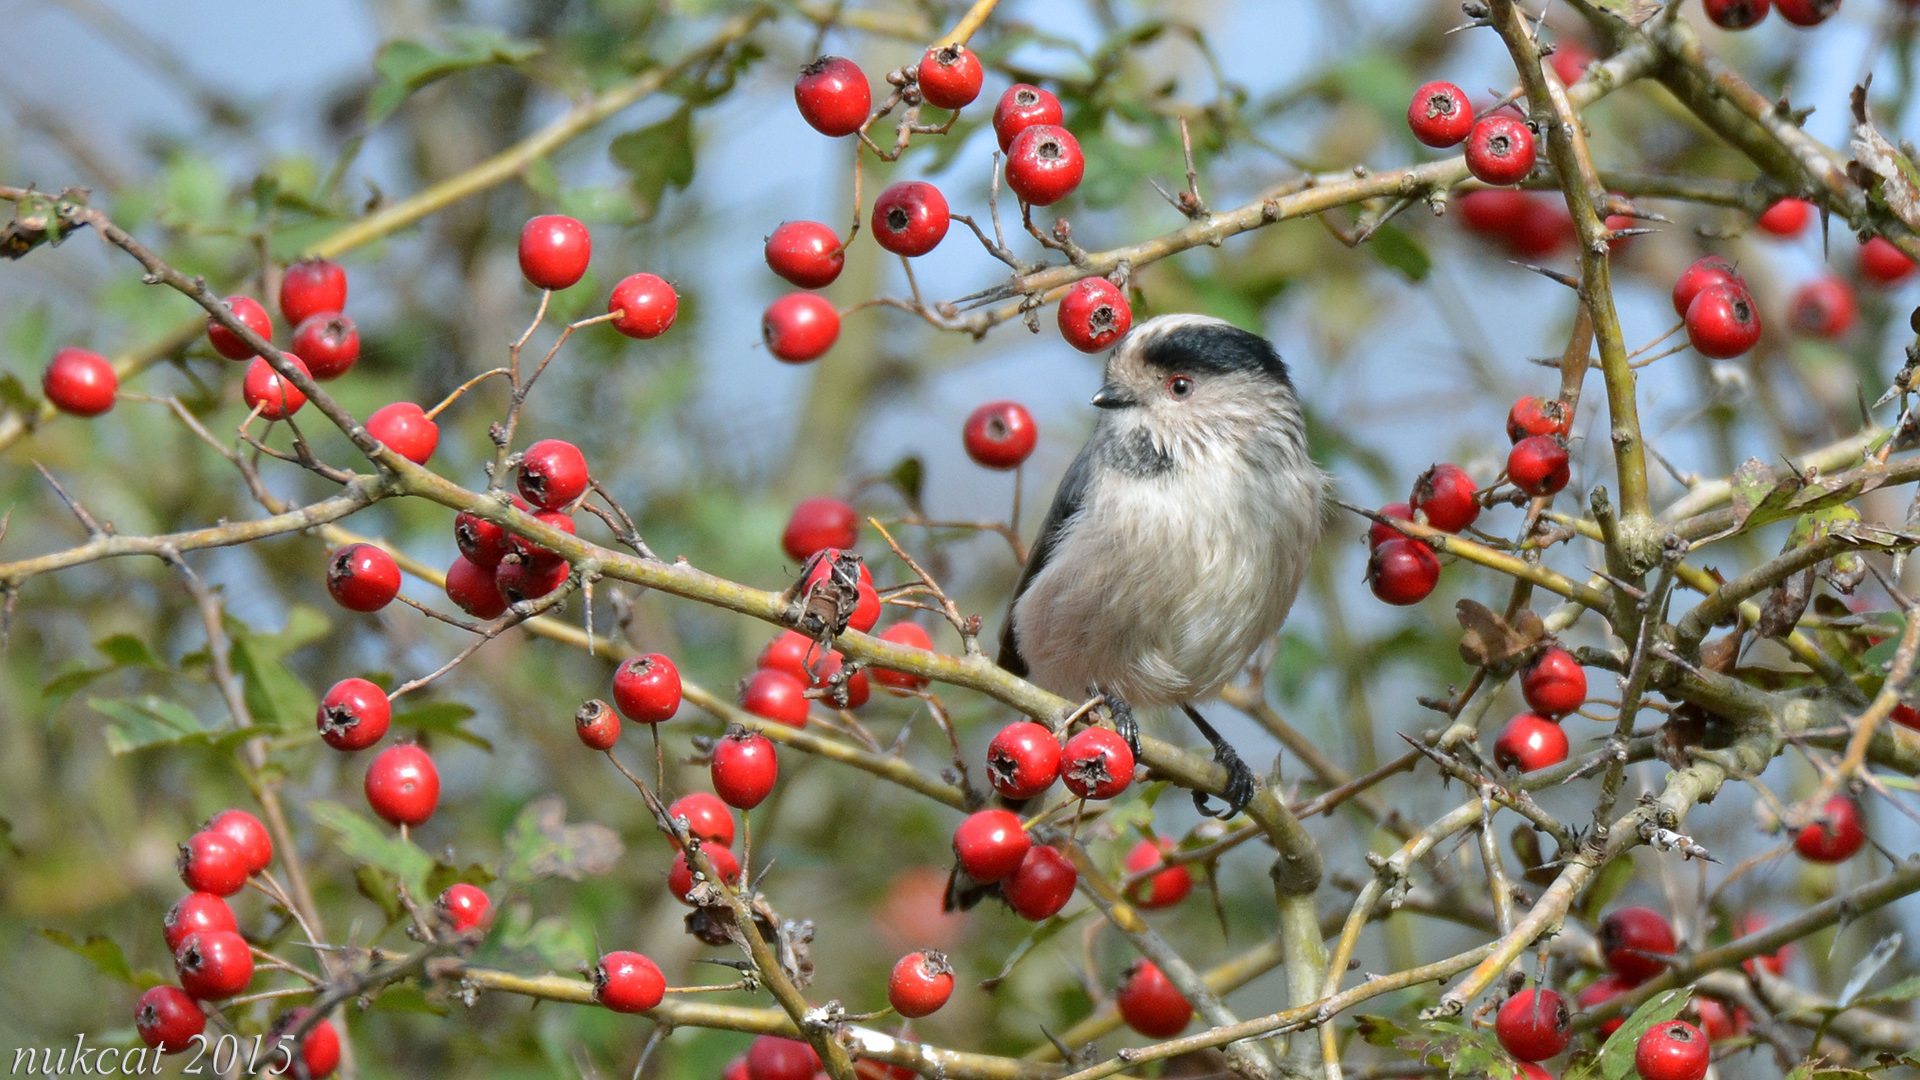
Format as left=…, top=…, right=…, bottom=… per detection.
left=1165, top=376, right=1194, bottom=400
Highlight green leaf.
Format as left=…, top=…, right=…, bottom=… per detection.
left=498, top=797, right=624, bottom=885
left=977, top=908, right=1086, bottom=990
left=392, top=701, right=492, bottom=751
left=0, top=373, right=38, bottom=414
left=244, top=604, right=332, bottom=661
left=354, top=865, right=406, bottom=925
left=95, top=633, right=163, bottom=669
left=497, top=910, right=592, bottom=971
left=1576, top=852, right=1636, bottom=923
left=1594, top=988, right=1689, bottom=1080
left=88, top=695, right=212, bottom=754
left=369, top=28, right=542, bottom=124
left=37, top=929, right=161, bottom=988
left=1394, top=1017, right=1509, bottom=1078
left=1854, top=972, right=1920, bottom=1008
left=228, top=638, right=312, bottom=731
left=1354, top=1014, right=1412, bottom=1048
left=308, top=800, right=434, bottom=900
left=609, top=106, right=697, bottom=219
left=1368, top=224, right=1431, bottom=282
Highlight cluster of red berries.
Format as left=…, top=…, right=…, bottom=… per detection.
left=1674, top=255, right=1762, bottom=359
left=1406, top=81, right=1537, bottom=186
left=1704, top=0, right=1842, bottom=31
left=1492, top=646, right=1589, bottom=772
left=316, top=680, right=441, bottom=827
left=519, top=213, right=681, bottom=338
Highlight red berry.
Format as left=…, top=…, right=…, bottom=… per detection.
left=668, top=792, right=736, bottom=847
left=873, top=621, right=935, bottom=692
left=243, top=354, right=310, bottom=420
left=964, top=401, right=1038, bottom=469
left=455, top=505, right=519, bottom=569
left=802, top=548, right=880, bottom=632
left=1465, top=115, right=1536, bottom=186
left=1507, top=396, right=1569, bottom=443
left=271, top=1009, right=341, bottom=1079
left=327, top=543, right=401, bottom=613
left=1860, top=236, right=1916, bottom=284
left=1407, top=81, right=1473, bottom=147
left=135, top=985, right=206, bottom=1053
left=741, top=668, right=811, bottom=727
left=1002, top=843, right=1077, bottom=921
left=1506, top=197, right=1575, bottom=258
left=1737, top=913, right=1791, bottom=976
left=1057, top=277, right=1133, bottom=353
left=1634, top=1021, right=1709, bottom=1080
left=888, top=951, right=955, bottom=1017
left=765, top=221, right=845, bottom=289
left=1508, top=435, right=1570, bottom=498
left=174, top=930, right=254, bottom=999
left=1496, top=988, right=1571, bottom=1062
left=759, top=630, right=822, bottom=683
left=445, top=555, right=509, bottom=619
left=438, top=882, right=492, bottom=933
left=986, top=721, right=1063, bottom=800
left=292, top=313, right=359, bottom=379
left=517, top=438, right=589, bottom=510
left=518, top=215, right=592, bottom=291
left=1704, top=0, right=1771, bottom=27
left=1789, top=277, right=1857, bottom=338
left=1521, top=648, right=1587, bottom=718
left=1457, top=189, right=1530, bottom=236
left=782, top=496, right=859, bottom=562
left=763, top=292, right=840, bottom=362
left=163, top=892, right=237, bottom=954
left=178, top=831, right=250, bottom=896
left=1060, top=726, right=1134, bottom=800
left=207, top=296, right=272, bottom=360
left=748, top=1037, right=821, bottom=1080
left=795, top=56, right=871, bottom=137
left=668, top=843, right=741, bottom=903
left=280, top=258, right=348, bottom=327
left=952, top=808, right=1031, bottom=882
left=1005, top=125, right=1084, bottom=206
left=1494, top=713, right=1569, bottom=772
left=871, top=181, right=950, bottom=257
left=1116, top=960, right=1192, bottom=1038
left=1368, top=502, right=1414, bottom=548
left=1794, top=794, right=1865, bottom=862
left=1671, top=255, right=1742, bottom=317
left=1367, top=539, right=1440, bottom=605
left=366, top=402, right=439, bottom=464
left=712, top=726, right=779, bottom=809
left=1411, top=463, right=1479, bottom=532
left=1685, top=282, right=1762, bottom=359
left=1775, top=0, right=1840, bottom=25
left=1690, top=996, right=1736, bottom=1042
left=918, top=45, right=983, bottom=110
left=364, top=744, right=440, bottom=827
left=1577, top=972, right=1635, bottom=1037
left=594, top=950, right=666, bottom=1013
left=608, top=272, right=678, bottom=339
left=612, top=653, right=682, bottom=724
left=1124, top=837, right=1193, bottom=910
left=318, top=677, right=391, bottom=751
left=788, top=647, right=869, bottom=709
left=1600, top=905, right=1676, bottom=982
left=1895, top=702, right=1920, bottom=731
left=42, top=347, right=117, bottom=416
left=575, top=698, right=621, bottom=751
left=1757, top=197, right=1813, bottom=236
left=510, top=508, right=576, bottom=574
left=1550, top=40, right=1595, bottom=86
left=206, top=809, right=272, bottom=875
left=992, top=84, right=1063, bottom=152
left=493, top=554, right=565, bottom=603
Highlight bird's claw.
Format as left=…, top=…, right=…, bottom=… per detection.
left=1104, top=690, right=1141, bottom=759
left=1183, top=704, right=1255, bottom=819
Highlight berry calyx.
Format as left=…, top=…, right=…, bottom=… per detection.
left=917, top=45, right=983, bottom=110
left=178, top=831, right=250, bottom=896
left=1507, top=435, right=1571, bottom=498
left=517, top=438, right=589, bottom=510
left=270, top=1009, right=341, bottom=1080
left=135, top=985, right=205, bottom=1053
left=1860, top=236, right=1916, bottom=284
left=207, top=296, right=272, bottom=360
left=612, top=653, right=683, bottom=723
left=747, top=1037, right=821, bottom=1080
left=952, top=808, right=1031, bottom=882
left=1465, top=114, right=1536, bottom=186
left=668, top=844, right=742, bottom=903
left=163, top=892, right=238, bottom=953
left=763, top=292, right=840, bottom=362
left=42, top=347, right=117, bottom=416
left=1704, top=0, right=1771, bottom=28
left=1507, top=396, right=1569, bottom=443
left=1495, top=988, right=1571, bottom=1062
left=765, top=221, right=845, bottom=289
left=782, top=496, right=859, bottom=562
left=740, top=668, right=811, bottom=727
left=174, top=930, right=254, bottom=999
left=1407, top=81, right=1473, bottom=148
left=490, top=554, right=566, bottom=603
left=1756, top=197, right=1812, bottom=236
left=1685, top=282, right=1762, bottom=359
left=445, top=555, right=509, bottom=619
left=668, top=792, right=736, bottom=847
left=1124, top=837, right=1193, bottom=910
left=1521, top=648, right=1587, bottom=718
left=1775, top=0, right=1840, bottom=26
left=364, top=744, right=440, bottom=827
left=986, top=720, right=1063, bottom=800
left=1367, top=539, right=1440, bottom=605
left=1599, top=905, right=1677, bottom=982
left=608, top=272, right=678, bottom=339
left=291, top=313, right=359, bottom=379
left=992, top=84, right=1063, bottom=151
left=1367, top=502, right=1414, bottom=548
left=454, top=504, right=522, bottom=569
left=1788, top=277, right=1857, bottom=339
left=1057, top=277, right=1133, bottom=353
left=327, top=543, right=401, bottom=613
left=1005, top=125, right=1084, bottom=206
left=1794, top=794, right=1865, bottom=862
left=1411, top=463, right=1479, bottom=532
left=243, top=354, right=310, bottom=420
left=594, top=951, right=666, bottom=1013
left=438, top=882, right=492, bottom=933
left=1494, top=712, right=1569, bottom=772
left=1116, top=960, right=1192, bottom=1038
left=1671, top=255, right=1742, bottom=317
left=964, top=401, right=1039, bottom=470
left=1060, top=726, right=1135, bottom=800
left=318, top=677, right=391, bottom=751
left=518, top=215, right=592, bottom=291
left=1002, top=843, right=1077, bottom=921
left=279, top=258, right=347, bottom=327
left=888, top=951, right=955, bottom=1017
left=873, top=621, right=935, bottom=692
left=871, top=181, right=950, bottom=257
left=366, top=402, right=439, bottom=464
left=206, top=808, right=272, bottom=875
left=575, top=698, right=621, bottom=751
left=795, top=56, right=871, bottom=137
left=1634, top=1021, right=1709, bottom=1080
left=711, top=725, right=779, bottom=809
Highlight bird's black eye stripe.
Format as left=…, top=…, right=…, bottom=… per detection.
left=1139, top=321, right=1291, bottom=384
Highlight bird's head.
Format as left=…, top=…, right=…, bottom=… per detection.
left=1091, top=314, right=1304, bottom=465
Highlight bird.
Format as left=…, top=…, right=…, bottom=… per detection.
left=997, top=313, right=1324, bottom=818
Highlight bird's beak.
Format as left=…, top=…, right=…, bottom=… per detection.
left=1091, top=383, right=1139, bottom=410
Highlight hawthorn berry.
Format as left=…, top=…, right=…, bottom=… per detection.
left=438, top=882, right=492, bottom=933
left=1495, top=988, right=1571, bottom=1062
left=1061, top=726, right=1134, bottom=800
left=517, top=438, right=589, bottom=510
left=1600, top=905, right=1676, bottom=982
left=1685, top=281, right=1762, bottom=359
left=873, top=621, right=935, bottom=692
left=318, top=677, right=391, bottom=751
left=1576, top=973, right=1634, bottom=1037
left=178, top=831, right=250, bottom=896
left=327, top=543, right=401, bottom=613
left=1407, top=81, right=1473, bottom=148
left=759, top=630, right=823, bottom=684
left=608, top=272, right=678, bottom=339
left=1494, top=712, right=1569, bottom=773
left=455, top=505, right=519, bottom=569
left=243, top=354, right=310, bottom=420
left=366, top=402, right=439, bottom=464
left=871, top=181, right=950, bottom=257
left=518, top=215, right=592, bottom=291
left=1465, top=115, right=1536, bottom=186
left=1457, top=189, right=1531, bottom=236
left=668, top=843, right=742, bottom=903
left=1411, top=463, right=1478, bottom=532
left=1549, top=40, right=1595, bottom=86
left=163, top=892, right=237, bottom=953
left=1506, top=198, right=1576, bottom=258
left=747, top=1037, right=821, bottom=1080
left=594, top=950, right=666, bottom=1013
left=1704, top=0, right=1771, bottom=27
left=763, top=292, right=840, bottom=362
left=1788, top=277, right=1857, bottom=338
left=611, top=653, right=682, bottom=723
left=1794, top=794, right=1865, bottom=862
left=802, top=548, right=881, bottom=631
left=495, top=553, right=571, bottom=602
left=207, top=295, right=272, bottom=360
left=1635, top=1021, right=1709, bottom=1080
left=668, top=792, right=736, bottom=847
left=135, top=985, right=205, bottom=1054
left=270, top=1009, right=341, bottom=1080
left=1860, top=236, right=1916, bottom=284
left=1895, top=702, right=1920, bottom=731
left=1756, top=197, right=1812, bottom=236
left=292, top=313, right=359, bottom=379
left=1775, top=0, right=1840, bottom=25
left=1521, top=648, right=1587, bottom=718
left=1671, top=255, right=1742, bottom=318
left=800, top=648, right=870, bottom=709
left=986, top=721, right=1062, bottom=800
left=1116, top=960, right=1192, bottom=1038
left=918, top=45, right=983, bottom=110
left=952, top=808, right=1031, bottom=882
left=765, top=221, right=845, bottom=289
left=1006, top=125, right=1084, bottom=206
left=781, top=496, right=859, bottom=562
left=1124, top=836, right=1194, bottom=910
left=1508, top=436, right=1570, bottom=498
left=888, top=951, right=955, bottom=1017
left=1367, top=502, right=1414, bottom=548
left=1002, top=843, right=1077, bottom=921
left=1057, top=277, right=1133, bottom=353
left=174, top=929, right=254, bottom=999
left=740, top=668, right=811, bottom=727
left=279, top=257, right=347, bottom=326
left=794, top=56, right=871, bottom=137
left=964, top=401, right=1038, bottom=470
left=42, top=347, right=117, bottom=416
left=1507, top=396, right=1569, bottom=443
left=1366, top=539, right=1440, bottom=605
left=712, top=726, right=779, bottom=809
left=511, top=508, right=576, bottom=575
left=575, top=698, right=621, bottom=751
left=207, top=809, right=272, bottom=875
left=1737, top=913, right=1791, bottom=975
left=364, top=743, right=440, bottom=827
left=445, top=555, right=509, bottom=619
left=992, top=84, right=1063, bottom=151
left=1690, top=996, right=1737, bottom=1042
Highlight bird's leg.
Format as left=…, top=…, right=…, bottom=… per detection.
left=1100, top=686, right=1141, bottom=758
left=1180, top=703, right=1255, bottom=819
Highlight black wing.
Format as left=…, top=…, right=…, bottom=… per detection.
left=997, top=446, right=1096, bottom=676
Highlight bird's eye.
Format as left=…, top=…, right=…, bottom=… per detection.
left=1166, top=376, right=1194, bottom=400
